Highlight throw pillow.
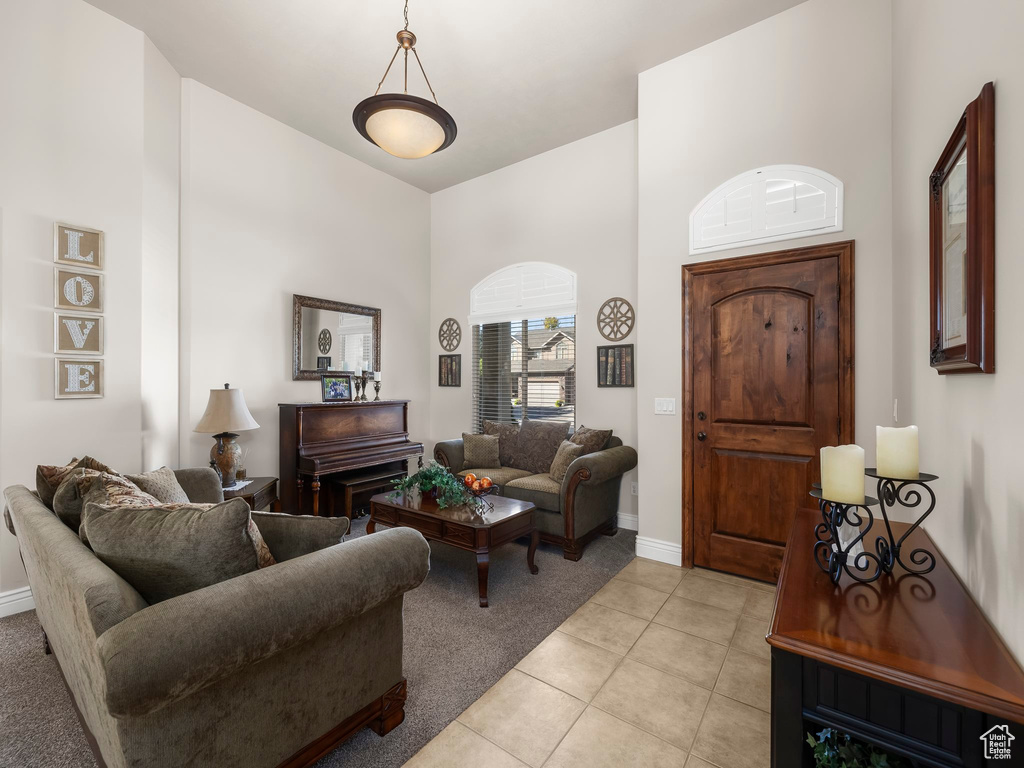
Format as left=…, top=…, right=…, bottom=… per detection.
left=52, top=467, right=107, bottom=529
left=36, top=455, right=114, bottom=509
left=80, top=498, right=266, bottom=604
left=462, top=433, right=500, bottom=469
left=126, top=467, right=190, bottom=504
left=483, top=420, right=521, bottom=467
left=569, top=425, right=613, bottom=455
left=509, top=420, right=570, bottom=474
left=549, top=440, right=585, bottom=482
left=83, top=472, right=161, bottom=509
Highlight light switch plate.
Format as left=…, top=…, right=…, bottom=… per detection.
left=654, top=398, right=676, bottom=415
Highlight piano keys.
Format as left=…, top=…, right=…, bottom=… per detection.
left=279, top=400, right=423, bottom=516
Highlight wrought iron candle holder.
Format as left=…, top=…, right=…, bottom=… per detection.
left=359, top=373, right=369, bottom=401
left=373, top=380, right=382, bottom=401
left=865, top=469, right=939, bottom=576
left=353, top=378, right=363, bottom=401
left=811, top=489, right=884, bottom=584
left=810, top=469, right=939, bottom=585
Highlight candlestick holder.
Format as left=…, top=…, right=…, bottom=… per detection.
left=865, top=469, right=939, bottom=575
left=353, top=379, right=363, bottom=401
left=359, top=373, right=369, bottom=401
left=810, top=489, right=884, bottom=584
left=373, top=380, right=382, bottom=401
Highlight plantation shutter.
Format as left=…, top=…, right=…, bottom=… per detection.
left=472, top=316, right=576, bottom=432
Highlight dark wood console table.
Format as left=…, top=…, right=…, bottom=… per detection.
left=279, top=401, right=423, bottom=516
left=769, top=509, right=1024, bottom=767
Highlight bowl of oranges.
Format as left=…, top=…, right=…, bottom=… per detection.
left=462, top=473, right=495, bottom=499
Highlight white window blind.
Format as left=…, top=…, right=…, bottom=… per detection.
left=472, top=316, right=576, bottom=431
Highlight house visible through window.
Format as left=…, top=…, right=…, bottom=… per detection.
left=472, top=316, right=576, bottom=430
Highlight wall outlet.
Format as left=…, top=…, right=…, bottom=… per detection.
left=631, top=482, right=638, bottom=496
left=654, top=397, right=676, bottom=415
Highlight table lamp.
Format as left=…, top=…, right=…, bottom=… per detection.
left=195, top=383, right=260, bottom=487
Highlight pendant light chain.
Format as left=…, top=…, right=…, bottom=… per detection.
left=372, top=0, right=439, bottom=103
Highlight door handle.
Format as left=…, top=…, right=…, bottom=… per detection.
left=697, top=411, right=706, bottom=421
left=697, top=431, right=707, bottom=442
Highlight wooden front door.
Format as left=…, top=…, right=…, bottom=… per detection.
left=684, top=242, right=854, bottom=582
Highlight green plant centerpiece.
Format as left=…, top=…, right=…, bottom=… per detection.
left=391, top=461, right=475, bottom=509
left=807, top=728, right=912, bottom=768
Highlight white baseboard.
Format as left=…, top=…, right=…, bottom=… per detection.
left=635, top=535, right=683, bottom=567
left=0, top=586, right=34, bottom=618
left=617, top=512, right=638, bottom=531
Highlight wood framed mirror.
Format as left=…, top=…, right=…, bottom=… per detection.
left=292, top=295, right=381, bottom=380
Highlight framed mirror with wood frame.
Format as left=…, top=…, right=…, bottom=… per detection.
left=292, top=295, right=381, bottom=380
left=929, top=82, right=995, bottom=374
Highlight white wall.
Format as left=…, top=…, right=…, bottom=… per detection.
left=429, top=121, right=639, bottom=525
left=0, top=0, right=173, bottom=596
left=892, top=0, right=1024, bottom=662
left=179, top=80, right=432, bottom=477
left=141, top=37, right=181, bottom=471
left=636, top=0, right=894, bottom=559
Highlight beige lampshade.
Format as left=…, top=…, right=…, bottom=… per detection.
left=194, top=384, right=260, bottom=434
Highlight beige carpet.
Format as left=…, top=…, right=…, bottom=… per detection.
left=0, top=517, right=636, bottom=767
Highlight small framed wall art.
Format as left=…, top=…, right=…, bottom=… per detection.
left=54, top=313, right=103, bottom=355
left=321, top=373, right=354, bottom=402
left=54, top=222, right=104, bottom=270
left=598, top=344, right=634, bottom=388
left=439, top=354, right=461, bottom=387
left=55, top=358, right=104, bottom=399
left=316, top=356, right=331, bottom=370
left=929, top=81, right=995, bottom=374
left=54, top=267, right=103, bottom=313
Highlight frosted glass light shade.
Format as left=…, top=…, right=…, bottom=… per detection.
left=876, top=425, right=919, bottom=479
left=353, top=93, right=456, bottom=159
left=195, top=386, right=260, bottom=434
left=820, top=444, right=865, bottom=505
left=365, top=107, right=445, bottom=159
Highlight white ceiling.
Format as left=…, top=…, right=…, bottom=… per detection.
left=86, top=0, right=805, bottom=192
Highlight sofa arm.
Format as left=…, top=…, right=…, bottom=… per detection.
left=173, top=467, right=224, bottom=504
left=251, top=510, right=350, bottom=562
left=560, top=445, right=638, bottom=495
left=97, top=526, right=429, bottom=717
left=433, top=439, right=465, bottom=470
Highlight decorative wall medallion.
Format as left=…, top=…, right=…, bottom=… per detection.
left=54, top=222, right=103, bottom=270
left=55, top=358, right=104, bottom=399
left=54, top=267, right=103, bottom=313
left=318, top=328, right=333, bottom=355
left=438, top=317, right=462, bottom=351
left=54, top=313, right=103, bottom=355
left=597, top=297, right=635, bottom=341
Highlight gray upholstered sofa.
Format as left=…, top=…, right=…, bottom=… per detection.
left=3, top=467, right=429, bottom=768
left=434, top=433, right=637, bottom=561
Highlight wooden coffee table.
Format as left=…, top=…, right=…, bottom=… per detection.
left=368, top=492, right=538, bottom=607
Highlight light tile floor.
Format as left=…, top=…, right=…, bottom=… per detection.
left=404, top=559, right=776, bottom=768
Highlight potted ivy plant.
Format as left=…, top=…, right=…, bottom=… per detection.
left=391, top=461, right=474, bottom=509
left=807, top=728, right=912, bottom=768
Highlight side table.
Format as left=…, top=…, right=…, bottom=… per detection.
left=224, top=476, right=281, bottom=512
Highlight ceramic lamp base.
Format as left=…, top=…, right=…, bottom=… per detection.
left=209, top=432, right=241, bottom=488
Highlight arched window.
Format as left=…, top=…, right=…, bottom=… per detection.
left=468, top=263, right=577, bottom=429
left=689, top=165, right=843, bottom=255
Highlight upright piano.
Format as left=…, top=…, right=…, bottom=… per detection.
left=279, top=400, right=423, bottom=516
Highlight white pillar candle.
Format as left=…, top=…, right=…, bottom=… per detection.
left=373, top=371, right=382, bottom=382
left=876, top=425, right=919, bottom=479
left=340, top=360, right=350, bottom=372
left=820, top=444, right=865, bottom=505
left=353, top=366, right=363, bottom=377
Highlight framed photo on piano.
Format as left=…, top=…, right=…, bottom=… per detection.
left=321, top=373, right=354, bottom=402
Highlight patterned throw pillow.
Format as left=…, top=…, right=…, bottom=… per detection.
left=80, top=499, right=269, bottom=604
left=569, top=425, right=613, bottom=455
left=52, top=468, right=107, bottom=529
left=36, top=456, right=114, bottom=509
left=483, top=420, right=521, bottom=467
left=83, top=473, right=162, bottom=509
left=549, top=440, right=585, bottom=482
left=509, top=420, right=571, bottom=474
left=126, top=467, right=190, bottom=504
left=462, top=433, right=501, bottom=470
